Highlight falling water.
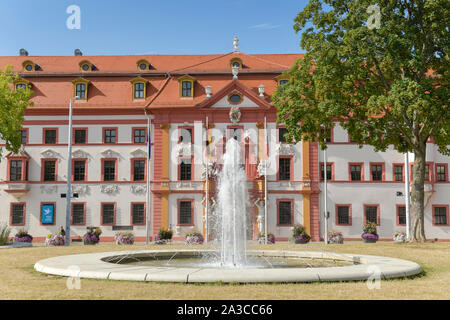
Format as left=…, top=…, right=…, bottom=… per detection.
left=215, top=138, right=250, bottom=267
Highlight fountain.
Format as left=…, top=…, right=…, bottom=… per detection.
left=215, top=138, right=249, bottom=267
left=34, top=140, right=422, bottom=283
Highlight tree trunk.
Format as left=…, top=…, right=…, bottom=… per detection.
left=410, top=143, right=427, bottom=242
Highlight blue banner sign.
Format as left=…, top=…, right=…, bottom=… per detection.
left=41, top=204, right=54, bottom=224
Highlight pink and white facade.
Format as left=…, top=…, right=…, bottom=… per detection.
left=0, top=46, right=448, bottom=242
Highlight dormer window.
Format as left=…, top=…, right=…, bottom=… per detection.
left=14, top=79, right=31, bottom=91
left=178, top=75, right=195, bottom=97
left=275, top=74, right=290, bottom=86
left=79, top=60, right=94, bottom=72
left=136, top=59, right=151, bottom=71
left=130, top=77, right=148, bottom=100
left=230, top=57, right=243, bottom=70
left=22, top=60, right=36, bottom=72
left=72, top=78, right=90, bottom=100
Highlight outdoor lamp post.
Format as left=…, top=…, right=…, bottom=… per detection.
left=65, top=96, right=79, bottom=246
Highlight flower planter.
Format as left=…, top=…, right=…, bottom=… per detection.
left=115, top=232, right=134, bottom=245
left=14, top=235, right=33, bottom=243
left=45, top=235, right=65, bottom=246
left=328, top=235, right=344, bottom=244
left=363, top=238, right=377, bottom=243
left=295, top=239, right=309, bottom=244
left=185, top=234, right=204, bottom=245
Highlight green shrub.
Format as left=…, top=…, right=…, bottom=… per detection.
left=158, top=228, right=173, bottom=240
left=0, top=223, right=11, bottom=245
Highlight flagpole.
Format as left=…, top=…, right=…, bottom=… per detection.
left=205, top=116, right=209, bottom=244
left=405, top=152, right=411, bottom=241
left=323, top=141, right=328, bottom=244
left=264, top=116, right=268, bottom=245
left=145, top=115, right=151, bottom=245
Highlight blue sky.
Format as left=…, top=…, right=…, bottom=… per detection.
left=0, top=0, right=309, bottom=56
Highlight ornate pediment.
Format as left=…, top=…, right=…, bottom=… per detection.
left=276, top=143, right=296, bottom=156
left=72, top=149, right=91, bottom=160
left=130, top=148, right=147, bottom=158
left=41, top=149, right=62, bottom=160
left=101, top=149, right=120, bottom=158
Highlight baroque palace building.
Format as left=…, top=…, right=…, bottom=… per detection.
left=0, top=41, right=449, bottom=242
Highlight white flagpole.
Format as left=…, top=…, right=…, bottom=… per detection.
left=405, top=152, right=411, bottom=241
left=323, top=141, right=328, bottom=244
left=145, top=116, right=151, bottom=245
left=264, top=116, right=268, bottom=245
left=205, top=116, right=209, bottom=244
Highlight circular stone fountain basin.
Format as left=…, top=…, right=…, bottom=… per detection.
left=34, top=249, right=422, bottom=283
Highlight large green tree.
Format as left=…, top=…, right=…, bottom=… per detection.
left=273, top=0, right=449, bottom=242
left=0, top=66, right=33, bottom=154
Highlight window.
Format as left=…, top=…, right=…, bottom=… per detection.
left=179, top=158, right=192, bottom=181
left=178, top=201, right=193, bottom=225
left=22, top=60, right=36, bottom=72
left=278, top=128, right=289, bottom=143
left=371, top=164, right=383, bottom=181
left=132, top=159, right=146, bottom=181
left=229, top=94, right=242, bottom=104
left=279, top=79, right=289, bottom=86
left=132, top=83, right=144, bottom=100
left=136, top=59, right=150, bottom=71
left=16, top=83, right=27, bottom=90
left=72, top=78, right=90, bottom=100
left=44, top=129, right=57, bottom=144
left=73, top=160, right=86, bottom=181
left=178, top=75, right=195, bottom=97
left=336, top=205, right=351, bottom=225
left=228, top=127, right=242, bottom=142
left=10, top=203, right=25, bottom=226
left=425, top=164, right=430, bottom=181
left=79, top=60, right=93, bottom=72
left=320, top=163, right=332, bottom=181
left=179, top=128, right=193, bottom=143
left=74, top=129, right=87, bottom=144
left=43, top=160, right=56, bottom=182
left=350, top=164, right=362, bottom=181
left=365, top=205, right=379, bottom=225
left=278, top=201, right=292, bottom=226
left=133, top=129, right=146, bottom=144
left=103, top=128, right=117, bottom=144
left=71, top=203, right=85, bottom=225
left=182, top=81, right=192, bottom=97
left=102, top=160, right=116, bottom=181
left=76, top=83, right=86, bottom=99
left=394, top=164, right=403, bottom=181
left=433, top=206, right=448, bottom=225
left=131, top=203, right=145, bottom=225
left=101, top=203, right=115, bottom=225
left=397, top=206, right=406, bottom=225
left=9, top=160, right=23, bottom=181
left=279, top=157, right=291, bottom=180
left=20, top=130, right=27, bottom=144
left=436, top=165, right=447, bottom=182
left=134, top=83, right=145, bottom=99
left=230, top=57, right=243, bottom=69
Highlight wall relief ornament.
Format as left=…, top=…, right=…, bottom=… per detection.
left=275, top=143, right=296, bottom=156
left=100, top=184, right=119, bottom=194
left=40, top=185, right=58, bottom=194
left=71, top=184, right=89, bottom=196
left=229, top=106, right=241, bottom=124
left=131, top=184, right=147, bottom=195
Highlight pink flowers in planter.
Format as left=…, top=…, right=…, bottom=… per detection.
left=185, top=232, right=204, bottom=245
left=115, top=232, right=134, bottom=245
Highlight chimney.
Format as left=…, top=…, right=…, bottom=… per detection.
left=74, top=49, right=83, bottom=56
left=19, top=49, right=28, bottom=56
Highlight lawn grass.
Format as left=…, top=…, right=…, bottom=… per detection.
left=0, top=241, right=449, bottom=300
